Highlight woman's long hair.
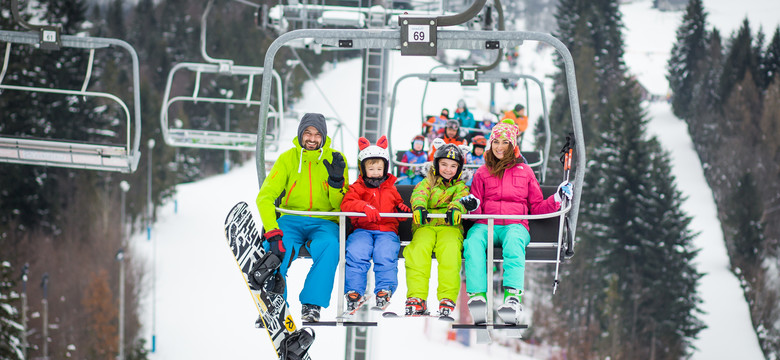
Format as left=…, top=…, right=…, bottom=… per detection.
left=484, top=145, right=518, bottom=179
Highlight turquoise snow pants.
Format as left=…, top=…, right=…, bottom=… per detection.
left=463, top=223, right=531, bottom=293
left=273, top=215, right=339, bottom=308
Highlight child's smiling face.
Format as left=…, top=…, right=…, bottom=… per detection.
left=438, top=158, right=459, bottom=180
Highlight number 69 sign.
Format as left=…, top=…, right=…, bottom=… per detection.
left=407, top=25, right=429, bottom=43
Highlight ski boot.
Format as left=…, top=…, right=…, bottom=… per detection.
left=467, top=292, right=487, bottom=325
left=438, top=298, right=456, bottom=317
left=404, top=297, right=427, bottom=315
left=374, top=289, right=392, bottom=310
left=496, top=288, right=522, bottom=325
left=301, top=303, right=321, bottom=322
left=345, top=291, right=362, bottom=312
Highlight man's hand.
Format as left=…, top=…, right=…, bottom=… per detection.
left=445, top=207, right=462, bottom=226
left=412, top=207, right=429, bottom=225
left=459, top=194, right=480, bottom=212
left=364, top=204, right=380, bottom=222
left=264, top=229, right=286, bottom=259
left=323, top=152, right=346, bottom=188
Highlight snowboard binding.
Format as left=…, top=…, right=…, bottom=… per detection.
left=248, top=253, right=284, bottom=293
left=279, top=327, right=315, bottom=360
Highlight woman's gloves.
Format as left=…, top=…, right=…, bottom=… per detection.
left=554, top=181, right=573, bottom=203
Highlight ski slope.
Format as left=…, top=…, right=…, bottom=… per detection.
left=133, top=0, right=778, bottom=358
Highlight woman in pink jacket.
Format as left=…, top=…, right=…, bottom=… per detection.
left=463, top=120, right=572, bottom=324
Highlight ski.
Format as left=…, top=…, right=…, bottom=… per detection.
left=466, top=297, right=491, bottom=344
left=340, top=294, right=372, bottom=318
left=381, top=311, right=455, bottom=322
left=224, top=201, right=314, bottom=360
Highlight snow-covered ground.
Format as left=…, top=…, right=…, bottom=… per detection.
left=133, top=0, right=779, bottom=358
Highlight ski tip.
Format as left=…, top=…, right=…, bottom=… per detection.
left=438, top=315, right=455, bottom=322
left=382, top=311, right=400, bottom=318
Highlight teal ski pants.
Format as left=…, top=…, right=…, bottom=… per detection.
left=463, top=223, right=531, bottom=293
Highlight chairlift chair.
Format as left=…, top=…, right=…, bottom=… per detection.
left=386, top=70, right=551, bottom=183
left=252, top=27, right=585, bottom=325
left=159, top=0, right=285, bottom=152
left=0, top=30, right=142, bottom=173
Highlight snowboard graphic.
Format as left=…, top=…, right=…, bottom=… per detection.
left=224, top=201, right=313, bottom=360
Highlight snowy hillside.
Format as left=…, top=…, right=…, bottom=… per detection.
left=132, top=0, right=779, bottom=358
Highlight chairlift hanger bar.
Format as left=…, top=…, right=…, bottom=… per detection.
left=255, top=27, right=585, bottom=244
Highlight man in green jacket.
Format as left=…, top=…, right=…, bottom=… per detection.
left=256, top=113, right=348, bottom=322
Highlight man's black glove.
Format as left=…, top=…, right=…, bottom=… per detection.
left=323, top=152, right=346, bottom=188
left=264, top=229, right=286, bottom=260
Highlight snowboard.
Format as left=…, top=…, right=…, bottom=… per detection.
left=224, top=201, right=314, bottom=360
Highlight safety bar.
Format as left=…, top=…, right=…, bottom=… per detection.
left=273, top=202, right=572, bottom=325
left=0, top=30, right=142, bottom=173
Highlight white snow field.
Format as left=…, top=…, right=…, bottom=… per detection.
left=133, top=0, right=779, bottom=358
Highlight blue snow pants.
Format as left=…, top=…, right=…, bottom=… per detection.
left=463, top=223, right=531, bottom=293
left=270, top=215, right=340, bottom=308
left=345, top=229, right=401, bottom=296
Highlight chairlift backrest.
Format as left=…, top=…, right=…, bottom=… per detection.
left=0, top=30, right=142, bottom=173
left=386, top=70, right=552, bottom=183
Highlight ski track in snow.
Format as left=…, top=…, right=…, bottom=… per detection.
left=132, top=0, right=778, bottom=358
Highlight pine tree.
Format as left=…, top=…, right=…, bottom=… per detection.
left=0, top=260, right=24, bottom=360
left=594, top=78, right=702, bottom=358
left=762, top=27, right=780, bottom=89
left=720, top=18, right=760, bottom=101
left=667, top=0, right=709, bottom=119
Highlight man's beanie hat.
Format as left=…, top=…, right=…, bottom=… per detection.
left=297, top=113, right=328, bottom=148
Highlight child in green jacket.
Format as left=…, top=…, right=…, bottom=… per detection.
left=404, top=143, right=470, bottom=317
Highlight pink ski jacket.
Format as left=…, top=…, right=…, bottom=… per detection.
left=469, top=163, right=560, bottom=231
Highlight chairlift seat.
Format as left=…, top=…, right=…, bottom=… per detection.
left=0, top=136, right=139, bottom=173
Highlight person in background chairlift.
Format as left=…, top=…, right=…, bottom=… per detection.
left=404, top=143, right=471, bottom=318
left=340, top=136, right=411, bottom=312
left=439, top=119, right=468, bottom=147
left=462, top=119, right=572, bottom=324
left=397, top=134, right=428, bottom=186
left=424, top=108, right=450, bottom=145
left=255, top=113, right=349, bottom=323
left=453, top=99, right=476, bottom=134
left=478, top=112, right=496, bottom=135
left=464, top=135, right=487, bottom=187
left=502, top=104, right=529, bottom=148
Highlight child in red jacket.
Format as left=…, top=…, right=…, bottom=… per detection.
left=341, top=135, right=411, bottom=310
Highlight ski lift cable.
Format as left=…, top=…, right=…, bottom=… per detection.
left=254, top=28, right=586, bottom=244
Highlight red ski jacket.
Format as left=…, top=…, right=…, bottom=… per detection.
left=341, top=174, right=405, bottom=233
